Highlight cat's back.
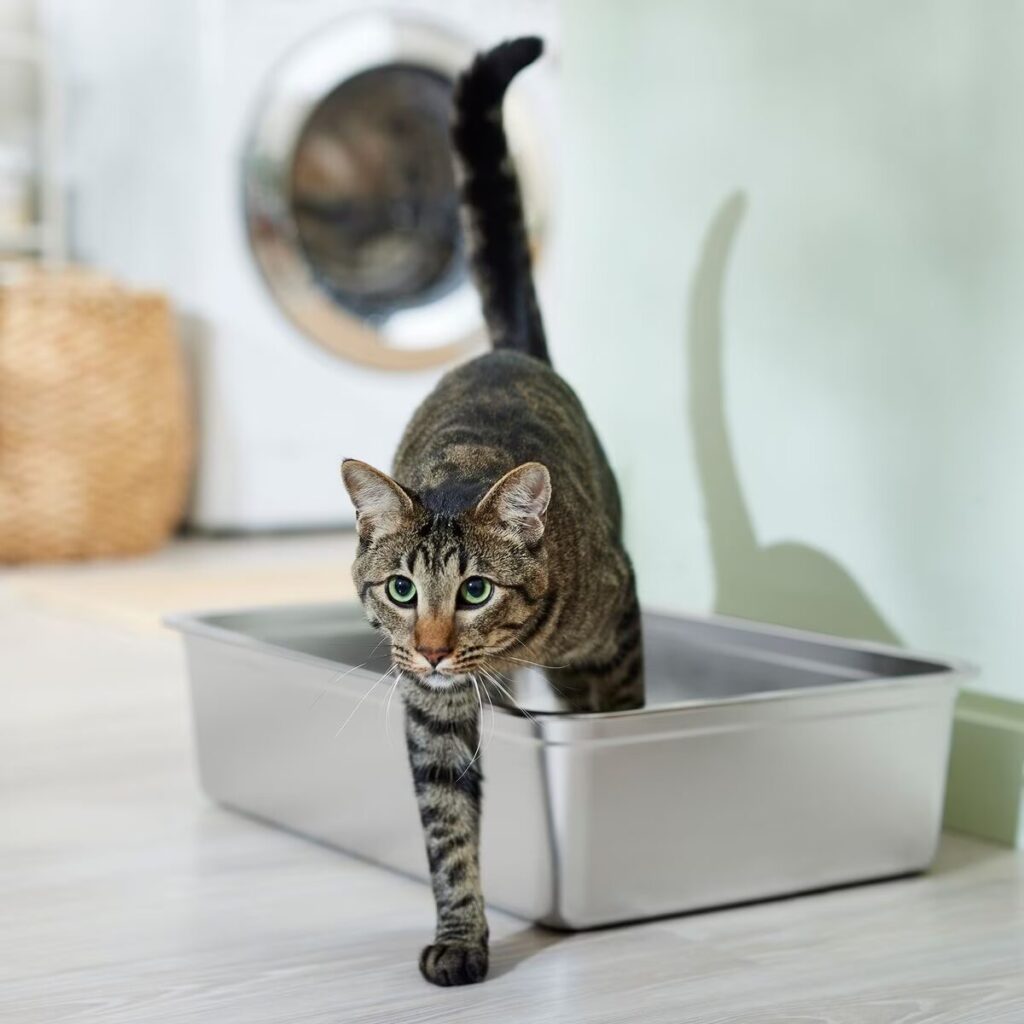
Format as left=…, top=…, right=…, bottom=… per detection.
left=401, top=350, right=582, bottom=445
left=394, top=350, right=616, bottom=514
left=431, top=350, right=579, bottom=415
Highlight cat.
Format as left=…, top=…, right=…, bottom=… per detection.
left=341, top=37, right=644, bottom=988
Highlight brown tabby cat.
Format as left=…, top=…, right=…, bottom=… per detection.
left=341, top=37, right=643, bottom=987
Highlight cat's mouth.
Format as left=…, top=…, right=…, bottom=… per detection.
left=393, top=647, right=472, bottom=684
left=418, top=670, right=466, bottom=691
left=400, top=668, right=474, bottom=695
left=391, top=655, right=466, bottom=690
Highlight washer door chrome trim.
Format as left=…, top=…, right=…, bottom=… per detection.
left=243, top=13, right=547, bottom=371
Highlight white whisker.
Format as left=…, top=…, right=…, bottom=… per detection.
left=457, top=676, right=485, bottom=782
left=384, top=670, right=404, bottom=746
left=498, top=633, right=568, bottom=670
left=309, top=634, right=391, bottom=709
left=501, top=653, right=568, bottom=670
left=333, top=665, right=394, bottom=739
left=485, top=674, right=496, bottom=747
left=480, top=667, right=538, bottom=724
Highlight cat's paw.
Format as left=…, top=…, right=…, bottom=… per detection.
left=419, top=941, right=489, bottom=987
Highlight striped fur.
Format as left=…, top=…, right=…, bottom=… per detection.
left=452, top=36, right=548, bottom=362
left=341, top=38, right=643, bottom=988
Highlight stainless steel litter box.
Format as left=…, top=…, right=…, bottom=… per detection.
left=168, top=602, right=967, bottom=929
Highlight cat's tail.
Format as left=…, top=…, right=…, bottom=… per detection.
left=452, top=36, right=549, bottom=364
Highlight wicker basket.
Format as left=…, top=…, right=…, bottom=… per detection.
left=0, top=268, right=191, bottom=562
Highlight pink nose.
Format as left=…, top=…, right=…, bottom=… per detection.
left=417, top=646, right=452, bottom=667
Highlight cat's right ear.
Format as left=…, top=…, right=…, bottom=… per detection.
left=341, top=459, right=414, bottom=541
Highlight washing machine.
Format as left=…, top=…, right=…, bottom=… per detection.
left=48, top=0, right=560, bottom=529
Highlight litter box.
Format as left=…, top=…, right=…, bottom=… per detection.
left=168, top=602, right=967, bottom=929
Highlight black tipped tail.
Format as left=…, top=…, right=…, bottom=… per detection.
left=459, top=36, right=543, bottom=105
left=452, top=37, right=549, bottom=363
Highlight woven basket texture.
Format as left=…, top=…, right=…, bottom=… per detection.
left=0, top=269, right=191, bottom=562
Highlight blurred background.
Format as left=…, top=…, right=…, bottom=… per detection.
left=1, top=0, right=1021, bottom=843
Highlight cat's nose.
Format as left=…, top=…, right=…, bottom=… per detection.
left=417, top=646, right=453, bottom=667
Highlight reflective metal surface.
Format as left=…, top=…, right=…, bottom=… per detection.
left=169, top=603, right=967, bottom=929
left=243, top=13, right=550, bottom=370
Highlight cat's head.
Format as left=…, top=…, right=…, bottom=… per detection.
left=341, top=459, right=551, bottom=688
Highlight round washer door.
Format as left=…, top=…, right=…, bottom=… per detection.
left=243, top=14, right=549, bottom=371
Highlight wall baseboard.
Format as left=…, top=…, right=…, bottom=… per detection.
left=943, top=692, right=1024, bottom=848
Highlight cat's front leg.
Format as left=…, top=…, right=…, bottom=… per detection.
left=404, top=684, right=489, bottom=986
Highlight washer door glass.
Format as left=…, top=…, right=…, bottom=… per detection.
left=291, top=64, right=465, bottom=321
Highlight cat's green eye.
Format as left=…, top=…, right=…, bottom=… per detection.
left=459, top=577, right=493, bottom=607
left=387, top=575, right=417, bottom=605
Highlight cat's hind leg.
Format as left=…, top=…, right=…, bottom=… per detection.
left=562, top=596, right=645, bottom=713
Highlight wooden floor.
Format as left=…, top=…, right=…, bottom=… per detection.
left=3, top=537, right=1023, bottom=1023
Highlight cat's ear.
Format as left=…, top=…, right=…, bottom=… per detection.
left=475, top=462, right=551, bottom=544
left=341, top=459, right=414, bottom=541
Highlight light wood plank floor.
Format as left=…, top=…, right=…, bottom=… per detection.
left=3, top=537, right=1023, bottom=1023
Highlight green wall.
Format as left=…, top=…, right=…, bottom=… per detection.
left=557, top=0, right=1024, bottom=701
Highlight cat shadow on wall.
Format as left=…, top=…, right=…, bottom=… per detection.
left=688, top=193, right=901, bottom=645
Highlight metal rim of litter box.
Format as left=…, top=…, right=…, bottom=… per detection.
left=164, top=601, right=973, bottom=747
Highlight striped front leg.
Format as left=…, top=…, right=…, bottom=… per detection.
left=403, top=682, right=489, bottom=986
